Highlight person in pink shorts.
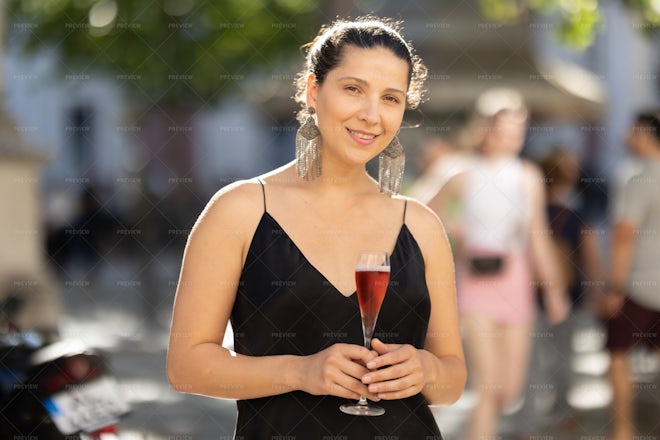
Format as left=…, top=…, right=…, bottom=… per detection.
left=456, top=249, right=536, bottom=324
left=428, top=88, right=569, bottom=439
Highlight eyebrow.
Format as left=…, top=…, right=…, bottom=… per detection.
left=337, top=76, right=406, bottom=96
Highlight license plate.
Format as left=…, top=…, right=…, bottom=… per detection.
left=43, top=376, right=130, bottom=434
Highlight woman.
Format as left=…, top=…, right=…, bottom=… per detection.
left=427, top=88, right=569, bottom=438
left=167, top=16, right=466, bottom=439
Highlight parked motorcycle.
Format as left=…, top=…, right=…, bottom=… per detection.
left=0, top=293, right=130, bottom=439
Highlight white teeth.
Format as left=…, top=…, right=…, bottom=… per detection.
left=350, top=130, right=375, bottom=140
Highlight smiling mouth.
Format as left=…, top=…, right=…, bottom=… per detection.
left=348, top=128, right=379, bottom=140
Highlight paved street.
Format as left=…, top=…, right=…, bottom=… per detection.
left=59, top=307, right=238, bottom=439
left=56, top=271, right=659, bottom=440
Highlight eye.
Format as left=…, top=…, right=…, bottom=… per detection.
left=344, top=85, right=360, bottom=94
left=384, top=95, right=401, bottom=104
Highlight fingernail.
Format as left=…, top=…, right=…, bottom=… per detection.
left=367, top=361, right=376, bottom=369
left=362, top=375, right=371, bottom=383
left=369, top=385, right=379, bottom=392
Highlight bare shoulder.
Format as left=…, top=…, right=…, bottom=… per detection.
left=426, top=170, right=467, bottom=212
left=446, top=169, right=469, bottom=188
left=403, top=196, right=441, bottom=225
left=209, top=178, right=264, bottom=210
left=191, top=178, right=265, bottom=239
left=521, top=159, right=543, bottom=183
left=518, top=159, right=546, bottom=201
left=399, top=196, right=454, bottom=285
left=400, top=196, right=449, bottom=248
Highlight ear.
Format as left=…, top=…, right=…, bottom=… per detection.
left=305, top=74, right=319, bottom=109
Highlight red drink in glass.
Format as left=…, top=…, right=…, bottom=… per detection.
left=340, top=252, right=390, bottom=417
left=355, top=267, right=390, bottom=344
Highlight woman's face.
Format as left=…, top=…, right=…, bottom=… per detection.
left=307, top=45, right=409, bottom=168
left=481, top=110, right=527, bottom=156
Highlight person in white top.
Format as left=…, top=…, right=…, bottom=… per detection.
left=428, top=88, right=569, bottom=439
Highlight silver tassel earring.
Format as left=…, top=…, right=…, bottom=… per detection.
left=378, top=136, right=405, bottom=196
left=295, top=107, right=321, bottom=180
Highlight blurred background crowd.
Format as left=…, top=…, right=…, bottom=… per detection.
left=1, top=0, right=659, bottom=438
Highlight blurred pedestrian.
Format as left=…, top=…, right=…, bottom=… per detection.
left=539, top=148, right=603, bottom=306
left=427, top=88, right=569, bottom=439
left=521, top=147, right=604, bottom=428
left=406, top=135, right=472, bottom=204
left=601, top=110, right=660, bottom=440
left=167, top=16, right=466, bottom=439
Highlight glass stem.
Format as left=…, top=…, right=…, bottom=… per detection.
left=358, top=332, right=375, bottom=404
left=364, top=334, right=372, bottom=350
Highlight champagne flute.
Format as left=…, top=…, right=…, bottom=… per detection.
left=340, top=251, right=390, bottom=416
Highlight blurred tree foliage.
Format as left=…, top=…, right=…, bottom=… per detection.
left=7, top=0, right=321, bottom=106
left=7, top=0, right=658, bottom=103
left=479, top=0, right=659, bottom=49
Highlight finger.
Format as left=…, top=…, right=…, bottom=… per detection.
left=367, top=373, right=420, bottom=396
left=367, top=345, right=412, bottom=370
left=363, top=361, right=414, bottom=385
left=329, top=382, right=366, bottom=401
left=342, top=359, right=372, bottom=381
left=321, top=356, right=378, bottom=401
left=335, top=351, right=382, bottom=395
left=370, top=338, right=400, bottom=355
left=333, top=374, right=380, bottom=401
left=374, top=385, right=420, bottom=400
left=344, top=344, right=378, bottom=366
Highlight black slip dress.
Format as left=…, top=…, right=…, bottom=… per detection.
left=230, top=180, right=443, bottom=439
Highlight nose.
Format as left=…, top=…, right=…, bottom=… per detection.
left=358, top=98, right=380, bottom=125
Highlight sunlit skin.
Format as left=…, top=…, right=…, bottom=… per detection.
left=308, top=45, right=409, bottom=176
left=166, top=45, right=466, bottom=408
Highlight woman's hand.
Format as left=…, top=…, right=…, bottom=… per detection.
left=361, top=338, right=431, bottom=400
left=298, top=343, right=380, bottom=401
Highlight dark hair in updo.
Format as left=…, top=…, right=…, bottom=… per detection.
left=294, top=16, right=428, bottom=122
left=635, top=111, right=660, bottom=143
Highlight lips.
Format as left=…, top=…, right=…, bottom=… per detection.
left=347, top=128, right=380, bottom=143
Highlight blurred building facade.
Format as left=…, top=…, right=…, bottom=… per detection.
left=0, top=6, right=60, bottom=331
left=1, top=0, right=658, bottom=269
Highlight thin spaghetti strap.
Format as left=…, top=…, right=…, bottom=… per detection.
left=402, top=198, right=408, bottom=224
left=257, top=178, right=266, bottom=212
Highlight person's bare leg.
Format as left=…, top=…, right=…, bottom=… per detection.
left=498, top=321, right=534, bottom=410
left=462, top=314, right=503, bottom=439
left=609, top=351, right=634, bottom=440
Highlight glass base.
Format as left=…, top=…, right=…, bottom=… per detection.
left=339, top=402, right=385, bottom=416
